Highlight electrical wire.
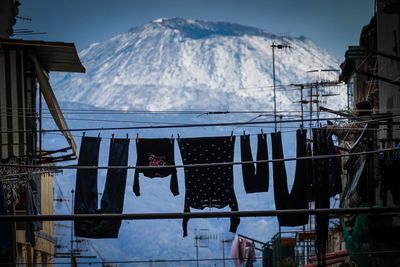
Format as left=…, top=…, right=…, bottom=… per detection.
left=0, top=146, right=398, bottom=171
left=2, top=113, right=399, bottom=134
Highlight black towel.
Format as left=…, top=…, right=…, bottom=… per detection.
left=240, top=133, right=269, bottom=193
left=133, top=138, right=178, bottom=196
left=178, top=136, right=239, bottom=237
left=271, top=130, right=309, bottom=227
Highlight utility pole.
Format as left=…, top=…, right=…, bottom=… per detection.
left=70, top=189, right=74, bottom=267
left=220, top=237, right=233, bottom=267
left=271, top=42, right=291, bottom=132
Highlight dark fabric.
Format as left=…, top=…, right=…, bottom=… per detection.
left=178, top=136, right=239, bottom=237
left=0, top=182, right=12, bottom=257
left=133, top=138, right=178, bottom=196
left=74, top=137, right=130, bottom=238
left=327, top=133, right=342, bottom=197
left=240, top=134, right=269, bottom=193
left=312, top=128, right=330, bottom=267
left=306, top=141, right=315, bottom=202
left=271, top=130, right=309, bottom=227
left=379, top=145, right=400, bottom=205
left=342, top=132, right=369, bottom=208
left=74, top=136, right=101, bottom=236
left=25, top=179, right=41, bottom=247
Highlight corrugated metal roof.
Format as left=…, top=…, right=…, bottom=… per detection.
left=0, top=38, right=85, bottom=73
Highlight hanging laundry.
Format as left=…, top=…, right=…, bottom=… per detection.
left=178, top=136, right=239, bottom=237
left=25, top=178, right=41, bottom=247
left=312, top=128, right=330, bottom=267
left=306, top=141, right=315, bottom=202
left=133, top=138, right=178, bottom=196
left=271, top=129, right=309, bottom=227
left=342, top=128, right=369, bottom=208
left=379, top=143, right=400, bottom=205
left=240, top=133, right=269, bottom=193
left=327, top=132, right=342, bottom=197
left=74, top=136, right=130, bottom=238
left=0, top=182, right=15, bottom=262
left=231, top=235, right=257, bottom=267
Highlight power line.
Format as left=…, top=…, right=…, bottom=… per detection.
left=0, top=117, right=363, bottom=134
left=1, top=113, right=398, bottom=134
left=0, top=146, right=398, bottom=171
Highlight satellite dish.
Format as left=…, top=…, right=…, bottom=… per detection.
left=0, top=0, right=20, bottom=39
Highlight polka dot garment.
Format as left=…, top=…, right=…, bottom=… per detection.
left=178, top=136, right=239, bottom=237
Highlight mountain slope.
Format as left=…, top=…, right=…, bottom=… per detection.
left=52, top=17, right=342, bottom=112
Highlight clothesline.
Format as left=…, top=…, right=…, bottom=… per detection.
left=0, top=146, right=398, bottom=170
left=0, top=206, right=399, bottom=222
left=1, top=114, right=399, bottom=134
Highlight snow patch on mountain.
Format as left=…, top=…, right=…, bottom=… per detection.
left=51, top=17, right=344, bottom=112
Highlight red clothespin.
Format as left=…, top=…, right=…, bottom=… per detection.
left=111, top=133, right=115, bottom=143
left=136, top=133, right=139, bottom=144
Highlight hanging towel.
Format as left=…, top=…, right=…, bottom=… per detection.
left=240, top=134, right=269, bottom=193
left=133, top=138, right=178, bottom=196
left=271, top=129, right=309, bottom=227
left=231, top=235, right=257, bottom=267
left=178, top=136, right=239, bottom=237
left=74, top=137, right=130, bottom=238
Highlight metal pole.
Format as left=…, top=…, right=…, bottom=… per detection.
left=1, top=207, right=399, bottom=222
left=39, top=84, right=42, bottom=163
left=70, top=189, right=74, bottom=267
left=195, top=233, right=199, bottom=267
left=272, top=42, right=277, bottom=133
left=300, top=85, right=304, bottom=129
left=222, top=240, right=225, bottom=267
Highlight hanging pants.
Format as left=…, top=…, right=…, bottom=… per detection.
left=271, top=130, right=309, bottom=226
left=74, top=137, right=129, bottom=238
left=240, top=133, right=269, bottom=193
left=312, top=128, right=329, bottom=267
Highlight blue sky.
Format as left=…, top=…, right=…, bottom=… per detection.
left=17, top=0, right=374, bottom=59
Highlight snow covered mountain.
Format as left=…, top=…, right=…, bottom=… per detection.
left=48, top=18, right=346, bottom=266
left=51, top=17, right=343, bottom=112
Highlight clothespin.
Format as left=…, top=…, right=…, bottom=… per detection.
left=126, top=133, right=129, bottom=139
left=111, top=133, right=115, bottom=143
left=177, top=134, right=181, bottom=142
left=98, top=132, right=101, bottom=138
left=82, top=132, right=86, bottom=137
left=230, top=131, right=234, bottom=142
left=170, top=134, right=174, bottom=144
left=243, top=130, right=246, bottom=139
left=136, top=133, right=139, bottom=143
left=261, top=129, right=264, bottom=139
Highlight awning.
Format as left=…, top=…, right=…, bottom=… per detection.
left=31, top=54, right=78, bottom=157
left=0, top=38, right=85, bottom=73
